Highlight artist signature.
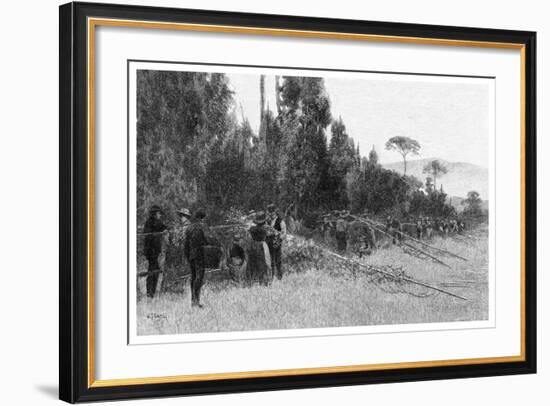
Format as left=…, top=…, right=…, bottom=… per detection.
left=146, top=313, right=167, bottom=321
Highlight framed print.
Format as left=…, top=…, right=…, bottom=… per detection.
left=59, top=1, right=537, bottom=403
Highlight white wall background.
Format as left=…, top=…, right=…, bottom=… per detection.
left=0, top=0, right=546, bottom=404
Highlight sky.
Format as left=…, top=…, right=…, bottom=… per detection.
left=226, top=73, right=491, bottom=168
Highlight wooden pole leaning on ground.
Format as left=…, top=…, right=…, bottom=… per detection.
left=350, top=215, right=453, bottom=270
left=309, top=239, right=467, bottom=301
left=211, top=223, right=245, bottom=230
left=401, top=240, right=453, bottom=269
left=357, top=216, right=468, bottom=262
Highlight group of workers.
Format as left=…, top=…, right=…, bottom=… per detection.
left=142, top=206, right=207, bottom=307
left=141, top=203, right=287, bottom=308
left=142, top=203, right=466, bottom=307
left=319, top=210, right=376, bottom=254
left=395, top=216, right=466, bottom=241
left=318, top=211, right=467, bottom=258
left=240, top=205, right=287, bottom=285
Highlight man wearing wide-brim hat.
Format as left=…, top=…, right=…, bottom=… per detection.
left=183, top=209, right=209, bottom=308
left=168, top=207, right=192, bottom=270
left=175, top=208, right=192, bottom=241
left=177, top=208, right=192, bottom=218
left=143, top=205, right=168, bottom=298
left=335, top=210, right=349, bottom=253
left=266, top=203, right=287, bottom=280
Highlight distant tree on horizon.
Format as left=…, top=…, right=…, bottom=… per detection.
left=368, top=145, right=379, bottom=165
left=422, top=159, right=448, bottom=190
left=425, top=176, right=434, bottom=194
left=462, top=190, right=483, bottom=217
left=385, top=136, right=421, bottom=175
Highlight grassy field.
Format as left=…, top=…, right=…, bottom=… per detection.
left=136, top=227, right=488, bottom=336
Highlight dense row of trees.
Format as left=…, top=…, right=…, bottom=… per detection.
left=137, top=70, right=473, bottom=225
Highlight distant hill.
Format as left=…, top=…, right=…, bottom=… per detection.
left=382, top=158, right=489, bottom=201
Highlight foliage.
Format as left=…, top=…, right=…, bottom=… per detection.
left=462, top=190, right=483, bottom=217
left=137, top=71, right=458, bottom=232
left=327, top=117, right=358, bottom=208
left=279, top=76, right=332, bottom=214
left=409, top=189, right=457, bottom=218
left=136, top=70, right=235, bottom=222
left=368, top=145, right=379, bottom=165
left=346, top=158, right=421, bottom=216
left=384, top=136, right=421, bottom=175
left=422, top=159, right=448, bottom=189
left=425, top=176, right=435, bottom=194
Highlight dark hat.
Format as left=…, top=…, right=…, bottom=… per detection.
left=254, top=211, right=267, bottom=225
left=267, top=203, right=276, bottom=212
left=177, top=208, right=192, bottom=218
left=195, top=209, right=207, bottom=219
left=149, top=205, right=162, bottom=214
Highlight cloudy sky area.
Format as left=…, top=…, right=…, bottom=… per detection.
left=227, top=73, right=491, bottom=168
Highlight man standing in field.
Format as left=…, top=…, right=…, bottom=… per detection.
left=320, top=214, right=332, bottom=242
left=458, top=220, right=466, bottom=234
left=175, top=208, right=192, bottom=268
left=335, top=211, right=348, bottom=253
left=267, top=203, right=287, bottom=280
left=386, top=215, right=401, bottom=244
left=184, top=209, right=209, bottom=308
left=175, top=208, right=192, bottom=244
left=360, top=223, right=377, bottom=255
left=164, top=208, right=192, bottom=274
left=143, top=205, right=168, bottom=298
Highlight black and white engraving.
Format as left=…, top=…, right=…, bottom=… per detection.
left=133, top=64, right=492, bottom=337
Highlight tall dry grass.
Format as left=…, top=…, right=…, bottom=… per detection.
left=136, top=228, right=488, bottom=336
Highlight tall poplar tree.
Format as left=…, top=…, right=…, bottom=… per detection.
left=279, top=76, right=332, bottom=213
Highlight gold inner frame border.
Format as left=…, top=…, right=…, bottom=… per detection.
left=86, top=17, right=527, bottom=388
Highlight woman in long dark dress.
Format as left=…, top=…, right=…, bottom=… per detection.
left=246, top=211, right=272, bottom=285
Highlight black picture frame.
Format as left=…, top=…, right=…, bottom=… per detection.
left=59, top=1, right=536, bottom=403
